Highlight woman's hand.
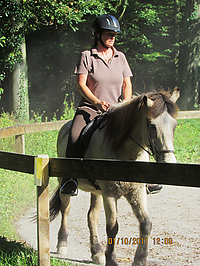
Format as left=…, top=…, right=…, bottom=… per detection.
left=96, top=101, right=110, bottom=112
left=77, top=74, right=110, bottom=112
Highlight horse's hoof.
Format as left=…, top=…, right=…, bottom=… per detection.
left=57, top=246, right=68, bottom=255
left=92, top=253, right=105, bottom=265
left=105, top=252, right=118, bottom=266
left=105, top=260, right=118, bottom=266
left=132, top=259, right=147, bottom=266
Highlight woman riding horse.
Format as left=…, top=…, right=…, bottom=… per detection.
left=61, top=14, right=162, bottom=196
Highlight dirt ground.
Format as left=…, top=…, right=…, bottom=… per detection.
left=16, top=184, right=200, bottom=266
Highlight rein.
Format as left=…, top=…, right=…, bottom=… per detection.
left=129, top=136, right=153, bottom=157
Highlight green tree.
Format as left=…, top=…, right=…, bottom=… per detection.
left=0, top=0, right=29, bottom=120
left=177, top=0, right=200, bottom=109
left=1, top=0, right=199, bottom=119
left=0, top=0, right=118, bottom=119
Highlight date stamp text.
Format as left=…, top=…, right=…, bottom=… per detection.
left=108, top=237, right=173, bottom=245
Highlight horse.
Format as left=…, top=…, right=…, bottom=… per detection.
left=50, top=88, right=180, bottom=266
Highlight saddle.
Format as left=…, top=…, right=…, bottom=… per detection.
left=76, top=111, right=108, bottom=158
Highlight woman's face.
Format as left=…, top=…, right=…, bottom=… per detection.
left=99, top=30, right=117, bottom=48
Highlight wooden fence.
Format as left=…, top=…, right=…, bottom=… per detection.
left=0, top=110, right=200, bottom=154
left=0, top=151, right=200, bottom=265
left=0, top=110, right=200, bottom=266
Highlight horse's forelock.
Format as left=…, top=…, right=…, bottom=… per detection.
left=147, top=91, right=178, bottom=119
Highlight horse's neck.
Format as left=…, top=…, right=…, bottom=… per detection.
left=115, top=112, right=149, bottom=161
left=131, top=110, right=148, bottom=145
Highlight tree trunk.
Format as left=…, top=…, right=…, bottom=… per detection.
left=8, top=0, right=29, bottom=121
left=9, top=37, right=29, bottom=121
left=178, top=0, right=200, bottom=110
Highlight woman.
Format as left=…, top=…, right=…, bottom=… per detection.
left=61, top=14, right=162, bottom=196
left=70, top=14, right=132, bottom=147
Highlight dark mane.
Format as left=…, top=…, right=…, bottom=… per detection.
left=105, top=90, right=178, bottom=149
left=105, top=95, right=145, bottom=149
left=147, top=91, right=178, bottom=119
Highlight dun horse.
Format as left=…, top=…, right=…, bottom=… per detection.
left=50, top=88, right=180, bottom=266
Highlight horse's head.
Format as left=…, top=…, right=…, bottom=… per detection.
left=144, top=87, right=180, bottom=163
left=104, top=87, right=179, bottom=163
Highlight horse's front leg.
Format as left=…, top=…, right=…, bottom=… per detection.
left=88, top=193, right=105, bottom=265
left=57, top=193, right=71, bottom=255
left=125, top=184, right=152, bottom=266
left=103, top=194, right=119, bottom=266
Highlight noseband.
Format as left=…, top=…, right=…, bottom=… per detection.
left=130, top=119, right=174, bottom=161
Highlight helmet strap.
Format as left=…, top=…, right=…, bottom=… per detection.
left=97, top=32, right=109, bottom=49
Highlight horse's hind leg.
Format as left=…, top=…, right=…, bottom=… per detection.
left=125, top=185, right=152, bottom=266
left=88, top=193, right=105, bottom=265
left=57, top=193, right=71, bottom=255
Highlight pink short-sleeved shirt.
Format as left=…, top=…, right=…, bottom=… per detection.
left=75, top=47, right=133, bottom=105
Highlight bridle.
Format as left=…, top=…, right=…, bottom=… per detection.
left=129, top=118, right=174, bottom=161
left=105, top=108, right=175, bottom=161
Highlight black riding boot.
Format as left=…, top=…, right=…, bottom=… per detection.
left=146, top=184, right=163, bottom=194
left=60, top=179, right=78, bottom=196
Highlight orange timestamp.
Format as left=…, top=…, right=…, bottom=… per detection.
left=108, top=237, right=173, bottom=245
left=153, top=237, right=173, bottom=245
left=108, top=237, right=148, bottom=245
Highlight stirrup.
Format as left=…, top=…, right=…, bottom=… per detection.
left=60, top=179, right=78, bottom=196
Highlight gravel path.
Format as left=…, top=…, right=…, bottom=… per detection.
left=16, top=185, right=200, bottom=265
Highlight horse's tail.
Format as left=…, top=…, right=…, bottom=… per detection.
left=49, top=187, right=61, bottom=222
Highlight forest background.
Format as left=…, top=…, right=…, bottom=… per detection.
left=0, top=0, right=200, bottom=121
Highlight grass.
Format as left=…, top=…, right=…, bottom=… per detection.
left=0, top=112, right=199, bottom=265
left=174, top=119, right=200, bottom=164
left=0, top=236, right=76, bottom=265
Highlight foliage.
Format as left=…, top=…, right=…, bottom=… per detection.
left=0, top=0, right=115, bottom=85
left=1, top=0, right=200, bottom=117
left=0, top=0, right=24, bottom=83
left=0, top=237, right=37, bottom=266
left=0, top=237, right=76, bottom=265
left=117, top=1, right=187, bottom=90
left=0, top=88, right=3, bottom=99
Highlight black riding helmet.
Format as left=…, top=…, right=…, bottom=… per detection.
left=92, top=14, right=121, bottom=49
left=92, top=14, right=121, bottom=33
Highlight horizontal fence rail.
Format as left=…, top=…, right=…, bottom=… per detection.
left=0, top=150, right=34, bottom=174
left=0, top=120, right=68, bottom=138
left=0, top=151, right=200, bottom=188
left=49, top=157, right=200, bottom=188
left=0, top=119, right=69, bottom=154
left=177, top=110, right=200, bottom=119
left=0, top=110, right=200, bottom=140
left=0, top=110, right=200, bottom=154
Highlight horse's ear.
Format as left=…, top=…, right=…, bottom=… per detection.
left=143, top=95, right=154, bottom=108
left=170, top=87, right=180, bottom=103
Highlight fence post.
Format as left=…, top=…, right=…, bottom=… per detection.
left=34, top=155, right=50, bottom=266
left=15, top=134, right=25, bottom=154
